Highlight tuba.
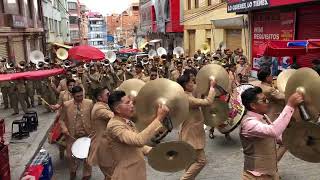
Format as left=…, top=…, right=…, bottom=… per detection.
left=157, top=47, right=167, bottom=57
left=148, top=49, right=157, bottom=59
left=29, top=50, right=45, bottom=69
left=173, top=47, right=184, bottom=58
left=105, top=50, right=117, bottom=63
left=56, top=48, right=69, bottom=60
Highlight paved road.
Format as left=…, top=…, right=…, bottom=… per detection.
left=42, top=127, right=320, bottom=180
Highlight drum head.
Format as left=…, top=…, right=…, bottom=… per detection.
left=218, top=84, right=254, bottom=134
left=71, top=137, right=91, bottom=159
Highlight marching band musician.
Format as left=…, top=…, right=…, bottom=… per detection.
left=236, top=56, right=251, bottom=84
left=133, top=63, right=146, bottom=80
left=170, top=61, right=183, bottom=81
left=87, top=66, right=101, bottom=100
left=59, top=86, right=94, bottom=180
left=41, top=76, right=57, bottom=113
left=106, top=90, right=169, bottom=180
left=240, top=87, right=303, bottom=180
left=177, top=75, right=216, bottom=180
left=87, top=88, right=114, bottom=180
left=142, top=67, right=158, bottom=82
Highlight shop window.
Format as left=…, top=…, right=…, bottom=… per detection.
left=7, top=0, right=21, bottom=15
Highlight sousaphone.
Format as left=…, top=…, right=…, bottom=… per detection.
left=157, top=47, right=167, bottom=57
left=173, top=47, right=184, bottom=58
left=29, top=50, right=45, bottom=65
left=56, top=48, right=69, bottom=60
left=105, top=50, right=117, bottom=63
left=148, top=49, right=157, bottom=59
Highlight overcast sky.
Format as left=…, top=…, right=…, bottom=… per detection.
left=81, top=0, right=131, bottom=15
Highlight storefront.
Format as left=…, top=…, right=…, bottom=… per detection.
left=227, top=0, right=320, bottom=69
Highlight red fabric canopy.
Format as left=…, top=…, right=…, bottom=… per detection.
left=0, top=68, right=65, bottom=81
left=68, top=45, right=105, bottom=62
left=118, top=48, right=140, bottom=53
left=257, top=39, right=320, bottom=57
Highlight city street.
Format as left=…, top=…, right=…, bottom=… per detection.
left=42, top=127, right=320, bottom=180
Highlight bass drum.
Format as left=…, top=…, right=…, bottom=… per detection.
left=217, top=84, right=254, bottom=134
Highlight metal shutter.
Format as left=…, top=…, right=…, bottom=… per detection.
left=188, top=30, right=196, bottom=56
left=12, top=37, right=25, bottom=63
left=296, top=5, right=320, bottom=67
left=226, top=29, right=242, bottom=52
left=0, top=37, right=8, bottom=59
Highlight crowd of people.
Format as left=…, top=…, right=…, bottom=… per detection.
left=0, top=47, right=306, bottom=180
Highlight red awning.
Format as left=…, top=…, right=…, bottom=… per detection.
left=0, top=68, right=65, bottom=81
left=257, top=39, right=320, bottom=57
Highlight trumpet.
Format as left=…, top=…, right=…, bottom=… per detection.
left=62, top=60, right=72, bottom=69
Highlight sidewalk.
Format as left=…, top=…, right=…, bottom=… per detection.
left=1, top=105, right=56, bottom=180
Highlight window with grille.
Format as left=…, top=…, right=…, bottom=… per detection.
left=70, top=30, right=79, bottom=39
left=69, top=16, right=78, bottom=24
left=68, top=2, right=77, bottom=10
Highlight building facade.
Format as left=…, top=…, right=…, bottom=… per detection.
left=0, top=0, right=44, bottom=64
left=67, top=0, right=80, bottom=45
left=226, top=0, right=320, bottom=69
left=139, top=0, right=184, bottom=53
left=106, top=2, right=140, bottom=48
left=88, top=12, right=107, bottom=50
left=42, top=0, right=70, bottom=56
left=183, top=0, right=248, bottom=57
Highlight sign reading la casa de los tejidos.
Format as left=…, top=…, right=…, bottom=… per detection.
left=227, top=0, right=316, bottom=13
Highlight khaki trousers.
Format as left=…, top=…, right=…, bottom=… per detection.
left=1, top=87, right=9, bottom=108
left=66, top=136, right=92, bottom=177
left=99, top=165, right=113, bottom=180
left=180, top=149, right=206, bottom=180
left=242, top=171, right=280, bottom=180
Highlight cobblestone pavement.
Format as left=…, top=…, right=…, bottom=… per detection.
left=43, top=127, right=320, bottom=180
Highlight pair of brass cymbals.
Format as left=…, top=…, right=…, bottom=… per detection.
left=148, top=141, right=196, bottom=172
left=117, top=79, right=146, bottom=98
left=196, top=64, right=230, bottom=95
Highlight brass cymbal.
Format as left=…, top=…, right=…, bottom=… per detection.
left=117, top=79, right=146, bottom=97
left=195, top=64, right=229, bottom=95
left=135, top=78, right=189, bottom=130
left=203, top=99, right=229, bottom=127
left=277, top=69, right=297, bottom=93
left=147, top=141, right=196, bottom=172
left=283, top=121, right=320, bottom=162
left=285, top=68, right=320, bottom=122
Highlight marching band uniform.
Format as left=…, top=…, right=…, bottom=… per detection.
left=59, top=98, right=94, bottom=180
left=240, top=106, right=294, bottom=180
left=33, top=80, right=43, bottom=105
left=179, top=87, right=215, bottom=180
left=170, top=69, right=181, bottom=82
left=257, top=82, right=285, bottom=121
left=14, top=80, right=28, bottom=114
left=88, top=70, right=101, bottom=99
left=87, top=102, right=114, bottom=180
left=106, top=115, right=164, bottom=180
left=133, top=71, right=146, bottom=80
left=25, top=80, right=35, bottom=107
left=0, top=81, right=10, bottom=109
left=41, top=78, right=57, bottom=112
left=236, top=63, right=250, bottom=83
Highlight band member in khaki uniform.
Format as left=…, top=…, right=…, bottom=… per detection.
left=133, top=63, right=146, bottom=80
left=236, top=57, right=251, bottom=83
left=59, top=86, right=94, bottom=180
left=25, top=80, right=35, bottom=108
left=170, top=61, right=183, bottom=81
left=14, top=80, right=28, bottom=114
left=106, top=90, right=169, bottom=180
left=240, top=87, right=302, bottom=180
left=0, top=81, right=10, bottom=109
left=51, top=79, right=76, bottom=159
left=177, top=75, right=216, bottom=180
left=87, top=67, right=101, bottom=99
left=256, top=68, right=285, bottom=121
left=41, top=77, right=57, bottom=112
left=143, top=67, right=158, bottom=82
left=87, top=88, right=114, bottom=180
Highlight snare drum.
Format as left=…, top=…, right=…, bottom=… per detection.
left=71, top=137, right=91, bottom=159
left=217, top=84, right=254, bottom=134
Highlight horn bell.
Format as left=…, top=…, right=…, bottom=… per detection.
left=56, top=48, right=69, bottom=60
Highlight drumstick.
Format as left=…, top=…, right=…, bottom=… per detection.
left=40, top=97, right=51, bottom=106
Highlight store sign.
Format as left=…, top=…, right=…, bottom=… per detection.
left=11, top=15, right=27, bottom=28
left=251, top=11, right=295, bottom=70
left=227, top=0, right=315, bottom=13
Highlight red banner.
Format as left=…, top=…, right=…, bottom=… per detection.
left=0, top=68, right=65, bottom=81
left=251, top=10, right=295, bottom=70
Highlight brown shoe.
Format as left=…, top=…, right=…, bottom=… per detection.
left=82, top=176, right=91, bottom=180
left=70, top=172, right=76, bottom=180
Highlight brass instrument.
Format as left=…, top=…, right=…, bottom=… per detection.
left=173, top=47, right=184, bottom=59
left=56, top=48, right=69, bottom=60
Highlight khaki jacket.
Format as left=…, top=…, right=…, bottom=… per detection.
left=106, top=116, right=163, bottom=180
left=89, top=72, right=101, bottom=89
left=57, top=90, right=73, bottom=105
left=16, top=80, right=26, bottom=93
left=59, top=99, right=94, bottom=137
left=134, top=72, right=146, bottom=80
left=170, top=70, right=181, bottom=81
left=259, top=82, right=285, bottom=121
left=179, top=89, right=215, bottom=149
left=87, top=102, right=114, bottom=167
